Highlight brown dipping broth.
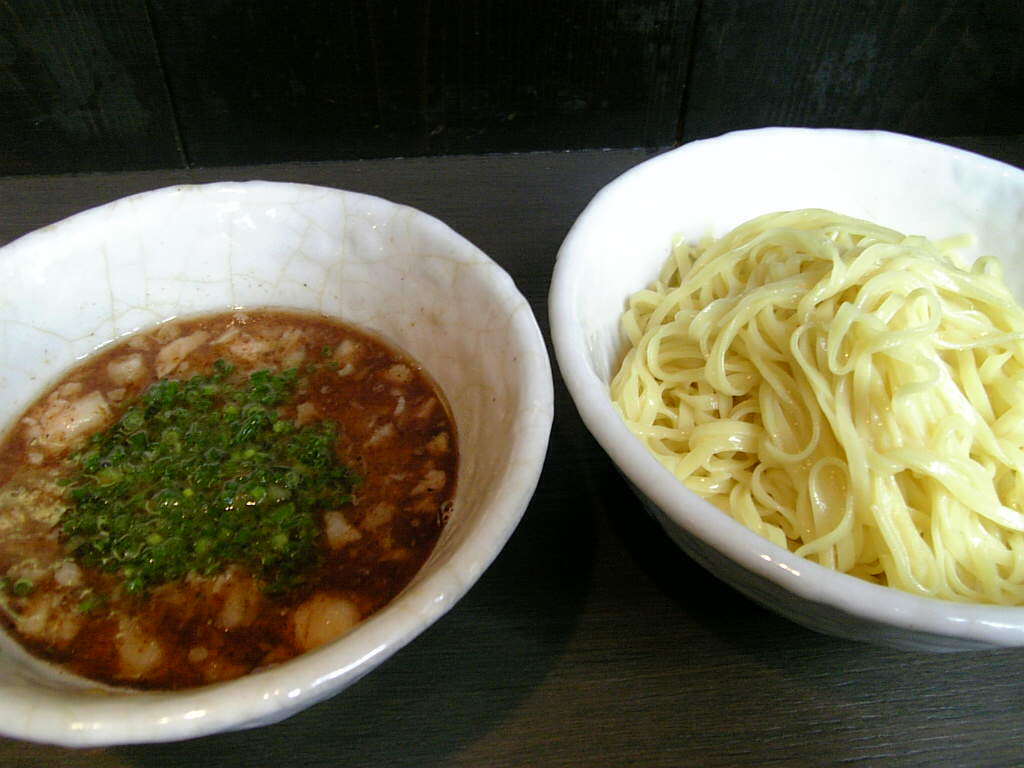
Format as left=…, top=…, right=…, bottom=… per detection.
left=0, top=309, right=457, bottom=689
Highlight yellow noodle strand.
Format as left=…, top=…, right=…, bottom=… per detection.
left=611, top=209, right=1024, bottom=604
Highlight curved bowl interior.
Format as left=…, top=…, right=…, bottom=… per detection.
left=0, top=181, right=553, bottom=745
left=550, top=128, right=1024, bottom=651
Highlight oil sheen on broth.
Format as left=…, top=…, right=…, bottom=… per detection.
left=0, top=309, right=457, bottom=689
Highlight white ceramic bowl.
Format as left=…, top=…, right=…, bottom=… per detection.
left=0, top=181, right=553, bottom=745
left=550, top=127, right=1024, bottom=652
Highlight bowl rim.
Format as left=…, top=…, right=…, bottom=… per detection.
left=0, top=180, right=554, bottom=745
left=549, top=127, right=1024, bottom=647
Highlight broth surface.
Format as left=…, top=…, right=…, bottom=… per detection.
left=0, top=309, right=457, bottom=688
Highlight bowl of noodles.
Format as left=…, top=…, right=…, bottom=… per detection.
left=550, top=127, right=1024, bottom=651
left=0, top=181, right=553, bottom=745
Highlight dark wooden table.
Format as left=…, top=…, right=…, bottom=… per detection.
left=1, top=140, right=1023, bottom=767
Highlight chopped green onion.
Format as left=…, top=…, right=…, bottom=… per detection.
left=60, top=361, right=360, bottom=594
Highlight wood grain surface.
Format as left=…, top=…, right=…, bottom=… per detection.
left=1, top=145, right=1024, bottom=767
left=147, top=0, right=696, bottom=166
left=683, top=0, right=1024, bottom=141
left=6, top=2, right=1022, bottom=176
left=0, top=0, right=183, bottom=175
left=1, top=0, right=697, bottom=175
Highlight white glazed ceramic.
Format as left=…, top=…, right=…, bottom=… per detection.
left=0, top=181, right=553, bottom=745
left=550, top=127, right=1024, bottom=652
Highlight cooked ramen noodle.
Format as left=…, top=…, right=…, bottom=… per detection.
left=611, top=209, right=1024, bottom=604
left=0, top=309, right=457, bottom=688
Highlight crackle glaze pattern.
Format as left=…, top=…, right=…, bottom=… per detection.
left=0, top=182, right=553, bottom=746
left=551, top=128, right=1024, bottom=652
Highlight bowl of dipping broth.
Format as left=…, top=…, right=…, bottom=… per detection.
left=549, top=127, right=1024, bottom=651
left=0, top=181, right=553, bottom=745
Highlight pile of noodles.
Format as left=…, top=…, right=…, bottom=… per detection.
left=611, top=209, right=1024, bottom=604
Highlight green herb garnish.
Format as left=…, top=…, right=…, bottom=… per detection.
left=76, top=590, right=104, bottom=614
left=60, top=360, right=359, bottom=595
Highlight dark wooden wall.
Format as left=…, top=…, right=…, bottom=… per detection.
left=2, top=0, right=1021, bottom=176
